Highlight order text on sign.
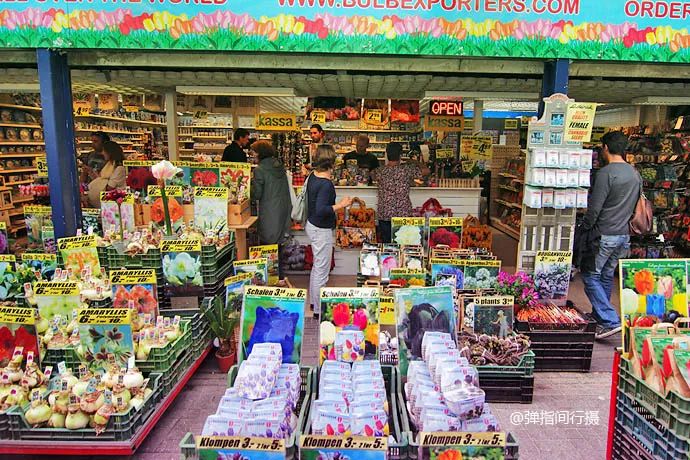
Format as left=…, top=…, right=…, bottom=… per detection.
left=462, top=136, right=493, bottom=160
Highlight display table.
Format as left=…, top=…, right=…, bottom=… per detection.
left=228, top=216, right=258, bottom=260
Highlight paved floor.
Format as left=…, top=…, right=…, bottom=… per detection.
left=9, top=230, right=620, bottom=459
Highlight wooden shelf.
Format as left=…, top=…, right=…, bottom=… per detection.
left=12, top=195, right=34, bottom=204
left=0, top=141, right=44, bottom=146
left=75, top=127, right=147, bottom=135
left=6, top=180, right=35, bottom=186
left=499, top=173, right=518, bottom=179
left=8, top=208, right=23, bottom=217
left=498, top=184, right=520, bottom=193
left=302, top=127, right=420, bottom=134
left=179, top=125, right=232, bottom=129
left=193, top=135, right=227, bottom=139
left=495, top=199, right=522, bottom=210
left=490, top=217, right=520, bottom=240
left=0, top=153, right=44, bottom=158
left=0, top=103, right=42, bottom=112
left=0, top=122, right=41, bottom=128
left=74, top=113, right=165, bottom=126
left=0, top=168, right=37, bottom=174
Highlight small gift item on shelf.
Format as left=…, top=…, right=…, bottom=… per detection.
left=336, top=198, right=376, bottom=248
left=412, top=198, right=452, bottom=219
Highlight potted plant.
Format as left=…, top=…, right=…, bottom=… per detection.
left=202, top=296, right=240, bottom=373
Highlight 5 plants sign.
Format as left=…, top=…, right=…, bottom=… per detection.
left=378, top=295, right=398, bottom=366
left=77, top=307, right=134, bottom=372
left=34, top=281, right=81, bottom=327
left=234, top=258, right=269, bottom=286
left=239, top=286, right=306, bottom=364
left=391, top=217, right=425, bottom=246
left=534, top=251, right=572, bottom=302
left=195, top=436, right=285, bottom=460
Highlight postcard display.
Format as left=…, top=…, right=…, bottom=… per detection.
left=517, top=94, right=594, bottom=304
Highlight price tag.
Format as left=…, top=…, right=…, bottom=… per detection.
left=462, top=136, right=493, bottom=160
left=196, top=436, right=285, bottom=459
left=300, top=435, right=387, bottom=459
left=436, top=148, right=455, bottom=159
left=365, top=109, right=383, bottom=123
left=310, top=110, right=326, bottom=124
left=123, top=105, right=139, bottom=113
left=36, top=156, right=48, bottom=177
left=504, top=119, right=519, bottom=130
left=419, top=432, right=506, bottom=459
left=74, top=106, right=90, bottom=116
left=194, top=110, right=208, bottom=119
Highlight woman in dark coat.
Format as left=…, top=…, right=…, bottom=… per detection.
left=250, top=140, right=292, bottom=245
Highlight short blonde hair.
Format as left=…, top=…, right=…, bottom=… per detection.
left=313, top=144, right=336, bottom=172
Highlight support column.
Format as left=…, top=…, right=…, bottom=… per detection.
left=539, top=59, right=569, bottom=116
left=473, top=100, right=484, bottom=132
left=165, top=92, right=178, bottom=161
left=37, top=49, right=80, bottom=239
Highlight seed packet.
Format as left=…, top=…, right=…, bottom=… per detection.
left=234, top=360, right=280, bottom=400
left=201, top=415, right=245, bottom=436
left=334, top=329, right=365, bottom=363
left=439, top=366, right=480, bottom=390
left=442, top=383, right=485, bottom=420
left=461, top=413, right=501, bottom=432
left=359, top=249, right=380, bottom=278
left=312, top=411, right=350, bottom=436
left=351, top=410, right=389, bottom=436
left=244, top=417, right=286, bottom=439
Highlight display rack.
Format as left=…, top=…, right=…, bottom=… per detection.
left=178, top=115, right=233, bottom=161
left=0, top=345, right=212, bottom=456
left=303, top=126, right=422, bottom=160
left=491, top=155, right=525, bottom=240
left=0, top=103, right=42, bottom=234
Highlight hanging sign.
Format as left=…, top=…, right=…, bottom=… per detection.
left=255, top=113, right=297, bottom=131
left=310, top=110, right=327, bottom=124
left=300, top=435, right=387, bottom=460
left=564, top=102, right=597, bottom=143
left=97, top=93, right=119, bottom=111
left=430, top=100, right=464, bottom=117
left=504, top=119, right=519, bottom=130
left=590, top=126, right=607, bottom=143
left=424, top=115, right=465, bottom=132
left=364, top=109, right=383, bottom=123
left=36, top=156, right=48, bottom=177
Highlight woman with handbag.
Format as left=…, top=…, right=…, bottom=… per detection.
left=306, top=145, right=353, bottom=314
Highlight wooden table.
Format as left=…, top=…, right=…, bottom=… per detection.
left=228, top=215, right=258, bottom=260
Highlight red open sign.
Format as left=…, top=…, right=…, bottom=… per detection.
left=430, top=100, right=464, bottom=117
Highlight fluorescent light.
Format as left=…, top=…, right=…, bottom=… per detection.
left=176, top=86, right=295, bottom=97
left=424, top=91, right=540, bottom=101
left=631, top=96, right=690, bottom=105
left=0, top=83, right=40, bottom=93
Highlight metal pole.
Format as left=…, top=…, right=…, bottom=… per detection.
left=37, top=49, right=81, bottom=239
left=539, top=59, right=569, bottom=117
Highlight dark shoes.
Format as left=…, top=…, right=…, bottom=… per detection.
left=595, top=324, right=622, bottom=340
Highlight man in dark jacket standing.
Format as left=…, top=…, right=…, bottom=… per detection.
left=250, top=140, right=292, bottom=246
left=222, top=128, right=250, bottom=162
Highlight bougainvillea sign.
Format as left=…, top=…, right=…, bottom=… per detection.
left=0, top=1, right=687, bottom=62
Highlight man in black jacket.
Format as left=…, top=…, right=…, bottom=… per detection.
left=222, top=128, right=250, bottom=162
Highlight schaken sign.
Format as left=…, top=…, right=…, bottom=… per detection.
left=0, top=1, right=688, bottom=62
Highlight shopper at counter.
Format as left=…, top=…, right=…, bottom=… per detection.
left=580, top=131, right=640, bottom=339
left=344, top=134, right=380, bottom=172
left=306, top=144, right=353, bottom=314
left=373, top=142, right=428, bottom=242
left=222, top=128, right=250, bottom=162
left=251, top=140, right=292, bottom=246
left=86, top=141, right=126, bottom=208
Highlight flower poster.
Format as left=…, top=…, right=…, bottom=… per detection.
left=194, top=187, right=229, bottom=233
left=319, top=287, right=380, bottom=364
left=391, top=217, right=425, bottom=246
left=389, top=268, right=427, bottom=288
left=234, top=259, right=269, bottom=286
left=24, top=205, right=52, bottom=250
left=0, top=306, right=39, bottom=367
left=466, top=296, right=515, bottom=337
left=378, top=296, right=398, bottom=366
left=20, top=253, right=57, bottom=280
left=100, top=192, right=136, bottom=235
left=0, top=222, right=8, bottom=255
left=534, top=251, right=572, bottom=301
left=57, top=235, right=102, bottom=277
left=249, top=244, right=279, bottom=285
left=110, top=269, right=159, bottom=317
left=462, top=260, right=501, bottom=290
left=224, top=272, right=253, bottom=312
left=77, top=308, right=134, bottom=372
left=394, top=286, right=456, bottom=376
left=239, top=286, right=306, bottom=364
left=34, top=281, right=81, bottom=326
left=190, top=164, right=221, bottom=187
left=161, top=239, right=204, bottom=299
left=219, top=162, right=251, bottom=203
left=428, top=217, right=463, bottom=250
left=430, top=259, right=465, bottom=290
left=81, top=208, right=102, bottom=235
left=147, top=185, right=185, bottom=233
left=620, top=259, right=689, bottom=355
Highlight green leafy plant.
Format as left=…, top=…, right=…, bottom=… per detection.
left=202, top=296, right=240, bottom=358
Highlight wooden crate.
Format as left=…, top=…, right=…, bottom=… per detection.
left=228, top=199, right=250, bottom=225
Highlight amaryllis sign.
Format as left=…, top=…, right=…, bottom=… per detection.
left=0, top=0, right=687, bottom=62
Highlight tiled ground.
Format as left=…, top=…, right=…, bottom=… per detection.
left=8, top=231, right=620, bottom=459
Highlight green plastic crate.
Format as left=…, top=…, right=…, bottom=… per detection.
left=107, top=246, right=162, bottom=270
left=7, top=373, right=162, bottom=442
left=475, top=350, right=536, bottom=377
left=180, top=366, right=314, bottom=460
left=201, top=242, right=236, bottom=270
left=201, top=255, right=235, bottom=286
left=97, top=245, right=109, bottom=271
left=40, top=347, right=82, bottom=371
left=160, top=349, right=194, bottom=393
left=619, top=356, right=690, bottom=440
left=135, top=319, right=191, bottom=373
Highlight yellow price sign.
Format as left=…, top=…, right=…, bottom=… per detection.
left=36, top=156, right=48, bottom=177
left=74, top=106, right=90, bottom=116
left=311, top=110, right=326, bottom=124
left=194, top=110, right=208, bottom=119
left=436, top=148, right=455, bottom=159
left=365, top=109, right=383, bottom=123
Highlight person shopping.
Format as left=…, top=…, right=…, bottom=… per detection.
left=222, top=128, right=250, bottom=162
left=580, top=131, right=640, bottom=339
left=306, top=144, right=353, bottom=314
left=86, top=140, right=126, bottom=208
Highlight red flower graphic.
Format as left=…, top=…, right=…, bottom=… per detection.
left=331, top=302, right=351, bottom=327
left=0, top=325, right=39, bottom=365
left=429, top=228, right=461, bottom=249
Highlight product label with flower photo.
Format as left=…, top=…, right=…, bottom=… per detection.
left=462, top=296, right=514, bottom=337
left=430, top=259, right=501, bottom=291
left=187, top=163, right=221, bottom=187
left=24, top=205, right=52, bottom=250
left=161, top=239, right=204, bottom=301
left=219, top=162, right=251, bottom=203
left=391, top=217, right=425, bottom=246
left=57, top=235, right=102, bottom=277
left=319, top=287, right=380, bottom=364
left=395, top=286, right=456, bottom=376
left=147, top=185, right=185, bottom=233
left=534, top=251, right=572, bottom=302
left=110, top=269, right=159, bottom=317
left=81, top=208, right=103, bottom=235
left=249, top=245, right=279, bottom=286
left=33, top=281, right=81, bottom=326
left=20, top=253, right=57, bottom=280
left=0, top=305, right=39, bottom=366
left=418, top=432, right=506, bottom=460
left=77, top=307, right=133, bottom=371
left=300, top=435, right=387, bottom=460
left=224, top=272, right=253, bottom=312
left=234, top=259, right=269, bottom=286
left=100, top=191, right=136, bottom=235
left=0, top=222, right=8, bottom=255
left=389, top=268, right=427, bottom=288
left=428, top=217, right=464, bottom=250
left=195, top=436, right=285, bottom=460
left=620, top=259, right=689, bottom=356
left=378, top=296, right=398, bottom=366
left=194, top=187, right=229, bottom=233
left=239, top=286, right=306, bottom=364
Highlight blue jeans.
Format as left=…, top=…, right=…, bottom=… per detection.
left=581, top=234, right=629, bottom=328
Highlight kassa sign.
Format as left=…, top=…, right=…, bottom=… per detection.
left=255, top=113, right=297, bottom=131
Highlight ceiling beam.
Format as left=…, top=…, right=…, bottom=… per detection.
left=570, top=62, right=690, bottom=80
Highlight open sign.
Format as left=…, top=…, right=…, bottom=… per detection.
left=429, top=100, right=464, bottom=117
